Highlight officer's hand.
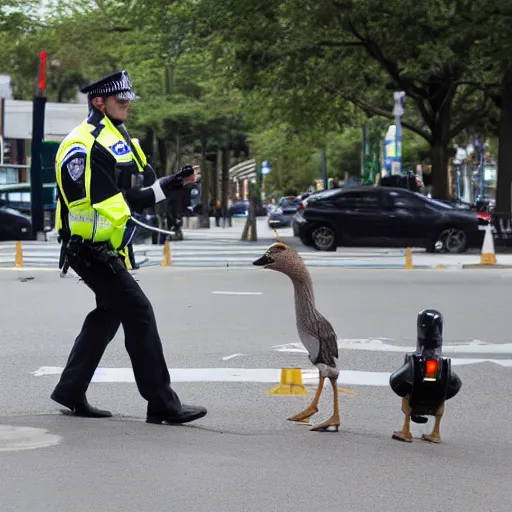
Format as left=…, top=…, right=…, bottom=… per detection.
left=176, top=164, right=195, bottom=179
left=178, top=164, right=197, bottom=185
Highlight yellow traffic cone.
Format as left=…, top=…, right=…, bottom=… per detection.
left=265, top=368, right=309, bottom=395
left=480, top=224, right=497, bottom=265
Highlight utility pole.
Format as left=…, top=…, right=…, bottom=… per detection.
left=392, top=91, right=405, bottom=175
left=320, top=147, right=327, bottom=189
left=30, top=51, right=47, bottom=239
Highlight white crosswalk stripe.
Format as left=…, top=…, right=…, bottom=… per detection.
left=0, top=237, right=420, bottom=269
left=0, top=219, right=483, bottom=269
left=0, top=239, right=413, bottom=269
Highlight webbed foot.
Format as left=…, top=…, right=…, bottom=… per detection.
left=288, top=406, right=318, bottom=424
left=421, top=433, right=441, bottom=444
left=392, top=430, right=413, bottom=443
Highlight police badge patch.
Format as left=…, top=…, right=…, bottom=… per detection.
left=67, top=157, right=85, bottom=181
left=110, top=141, right=131, bottom=156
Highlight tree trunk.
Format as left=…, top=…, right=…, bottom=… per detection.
left=221, top=148, right=230, bottom=226
left=175, top=134, right=181, bottom=172
left=156, top=137, right=167, bottom=177
left=141, top=127, right=155, bottom=166
left=199, top=135, right=210, bottom=228
left=429, top=102, right=452, bottom=200
left=241, top=184, right=258, bottom=242
left=165, top=141, right=174, bottom=176
left=495, top=69, right=512, bottom=213
left=430, top=140, right=450, bottom=199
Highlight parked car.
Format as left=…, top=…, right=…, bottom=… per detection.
left=229, top=200, right=249, bottom=216
left=296, top=186, right=485, bottom=253
left=292, top=189, right=330, bottom=235
left=268, top=196, right=301, bottom=228
left=0, top=207, right=33, bottom=241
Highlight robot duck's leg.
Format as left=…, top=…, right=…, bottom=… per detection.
left=392, top=397, right=413, bottom=443
left=421, top=402, right=445, bottom=444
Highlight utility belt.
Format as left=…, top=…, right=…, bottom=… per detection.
left=61, top=234, right=119, bottom=269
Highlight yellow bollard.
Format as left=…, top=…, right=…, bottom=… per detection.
left=162, top=239, right=171, bottom=267
left=265, top=368, right=309, bottom=395
left=15, top=241, right=23, bottom=268
left=405, top=247, right=413, bottom=269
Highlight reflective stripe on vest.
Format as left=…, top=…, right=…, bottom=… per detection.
left=55, top=115, right=142, bottom=251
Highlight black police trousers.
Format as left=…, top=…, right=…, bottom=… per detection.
left=53, top=252, right=182, bottom=416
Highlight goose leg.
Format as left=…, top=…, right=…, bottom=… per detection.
left=310, top=377, right=340, bottom=432
left=392, top=397, right=413, bottom=442
left=421, top=402, right=445, bottom=444
left=288, top=374, right=325, bottom=424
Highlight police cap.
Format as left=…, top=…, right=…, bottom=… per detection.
left=80, top=70, right=139, bottom=101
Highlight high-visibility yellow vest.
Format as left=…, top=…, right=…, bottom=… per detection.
left=55, top=113, right=148, bottom=266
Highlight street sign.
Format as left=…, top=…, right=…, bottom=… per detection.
left=261, top=160, right=271, bottom=175
left=393, top=91, right=405, bottom=117
left=391, top=161, right=401, bottom=175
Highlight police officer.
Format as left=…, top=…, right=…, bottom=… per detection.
left=52, top=70, right=207, bottom=425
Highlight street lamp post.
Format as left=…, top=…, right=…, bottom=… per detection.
left=392, top=91, right=405, bottom=175
left=261, top=160, right=271, bottom=201
left=30, top=50, right=47, bottom=239
left=473, top=136, right=485, bottom=199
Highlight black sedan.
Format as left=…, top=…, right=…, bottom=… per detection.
left=296, top=186, right=485, bottom=253
left=0, top=207, right=33, bottom=241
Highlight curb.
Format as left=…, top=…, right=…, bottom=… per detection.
left=461, top=264, right=512, bottom=269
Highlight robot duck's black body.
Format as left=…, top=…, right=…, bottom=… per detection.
left=389, top=309, right=462, bottom=444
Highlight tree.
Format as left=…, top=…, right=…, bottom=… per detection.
left=198, top=0, right=501, bottom=199
left=468, top=2, right=512, bottom=212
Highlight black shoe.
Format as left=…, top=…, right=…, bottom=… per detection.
left=51, top=391, right=112, bottom=418
left=146, top=405, right=207, bottom=425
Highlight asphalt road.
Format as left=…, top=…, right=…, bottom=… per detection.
left=1, top=266, right=512, bottom=511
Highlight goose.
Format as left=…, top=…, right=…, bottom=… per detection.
left=253, top=241, right=342, bottom=432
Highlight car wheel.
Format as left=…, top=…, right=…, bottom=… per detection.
left=311, top=225, right=336, bottom=251
left=434, top=227, right=468, bottom=254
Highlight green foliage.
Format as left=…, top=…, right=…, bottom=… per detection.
left=1, top=0, right=511, bottom=201
left=198, top=0, right=510, bottom=197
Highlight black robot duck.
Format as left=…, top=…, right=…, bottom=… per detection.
left=389, top=309, right=462, bottom=444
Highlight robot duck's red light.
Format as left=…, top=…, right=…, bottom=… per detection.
left=425, top=359, right=438, bottom=376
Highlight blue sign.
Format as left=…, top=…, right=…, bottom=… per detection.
left=261, top=160, right=271, bottom=175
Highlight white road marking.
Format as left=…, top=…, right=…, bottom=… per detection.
left=32, top=359, right=512, bottom=387
left=222, top=353, right=246, bottom=360
left=212, top=291, right=263, bottom=295
left=32, top=366, right=389, bottom=385
left=272, top=339, right=512, bottom=355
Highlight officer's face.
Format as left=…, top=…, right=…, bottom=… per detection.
left=104, top=96, right=131, bottom=122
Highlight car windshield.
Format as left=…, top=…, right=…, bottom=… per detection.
left=307, top=189, right=343, bottom=202
left=281, top=199, right=300, bottom=207
left=414, top=193, right=453, bottom=209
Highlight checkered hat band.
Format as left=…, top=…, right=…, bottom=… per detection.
left=87, top=73, right=137, bottom=97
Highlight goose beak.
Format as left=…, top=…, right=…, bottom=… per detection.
left=253, top=253, right=273, bottom=266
